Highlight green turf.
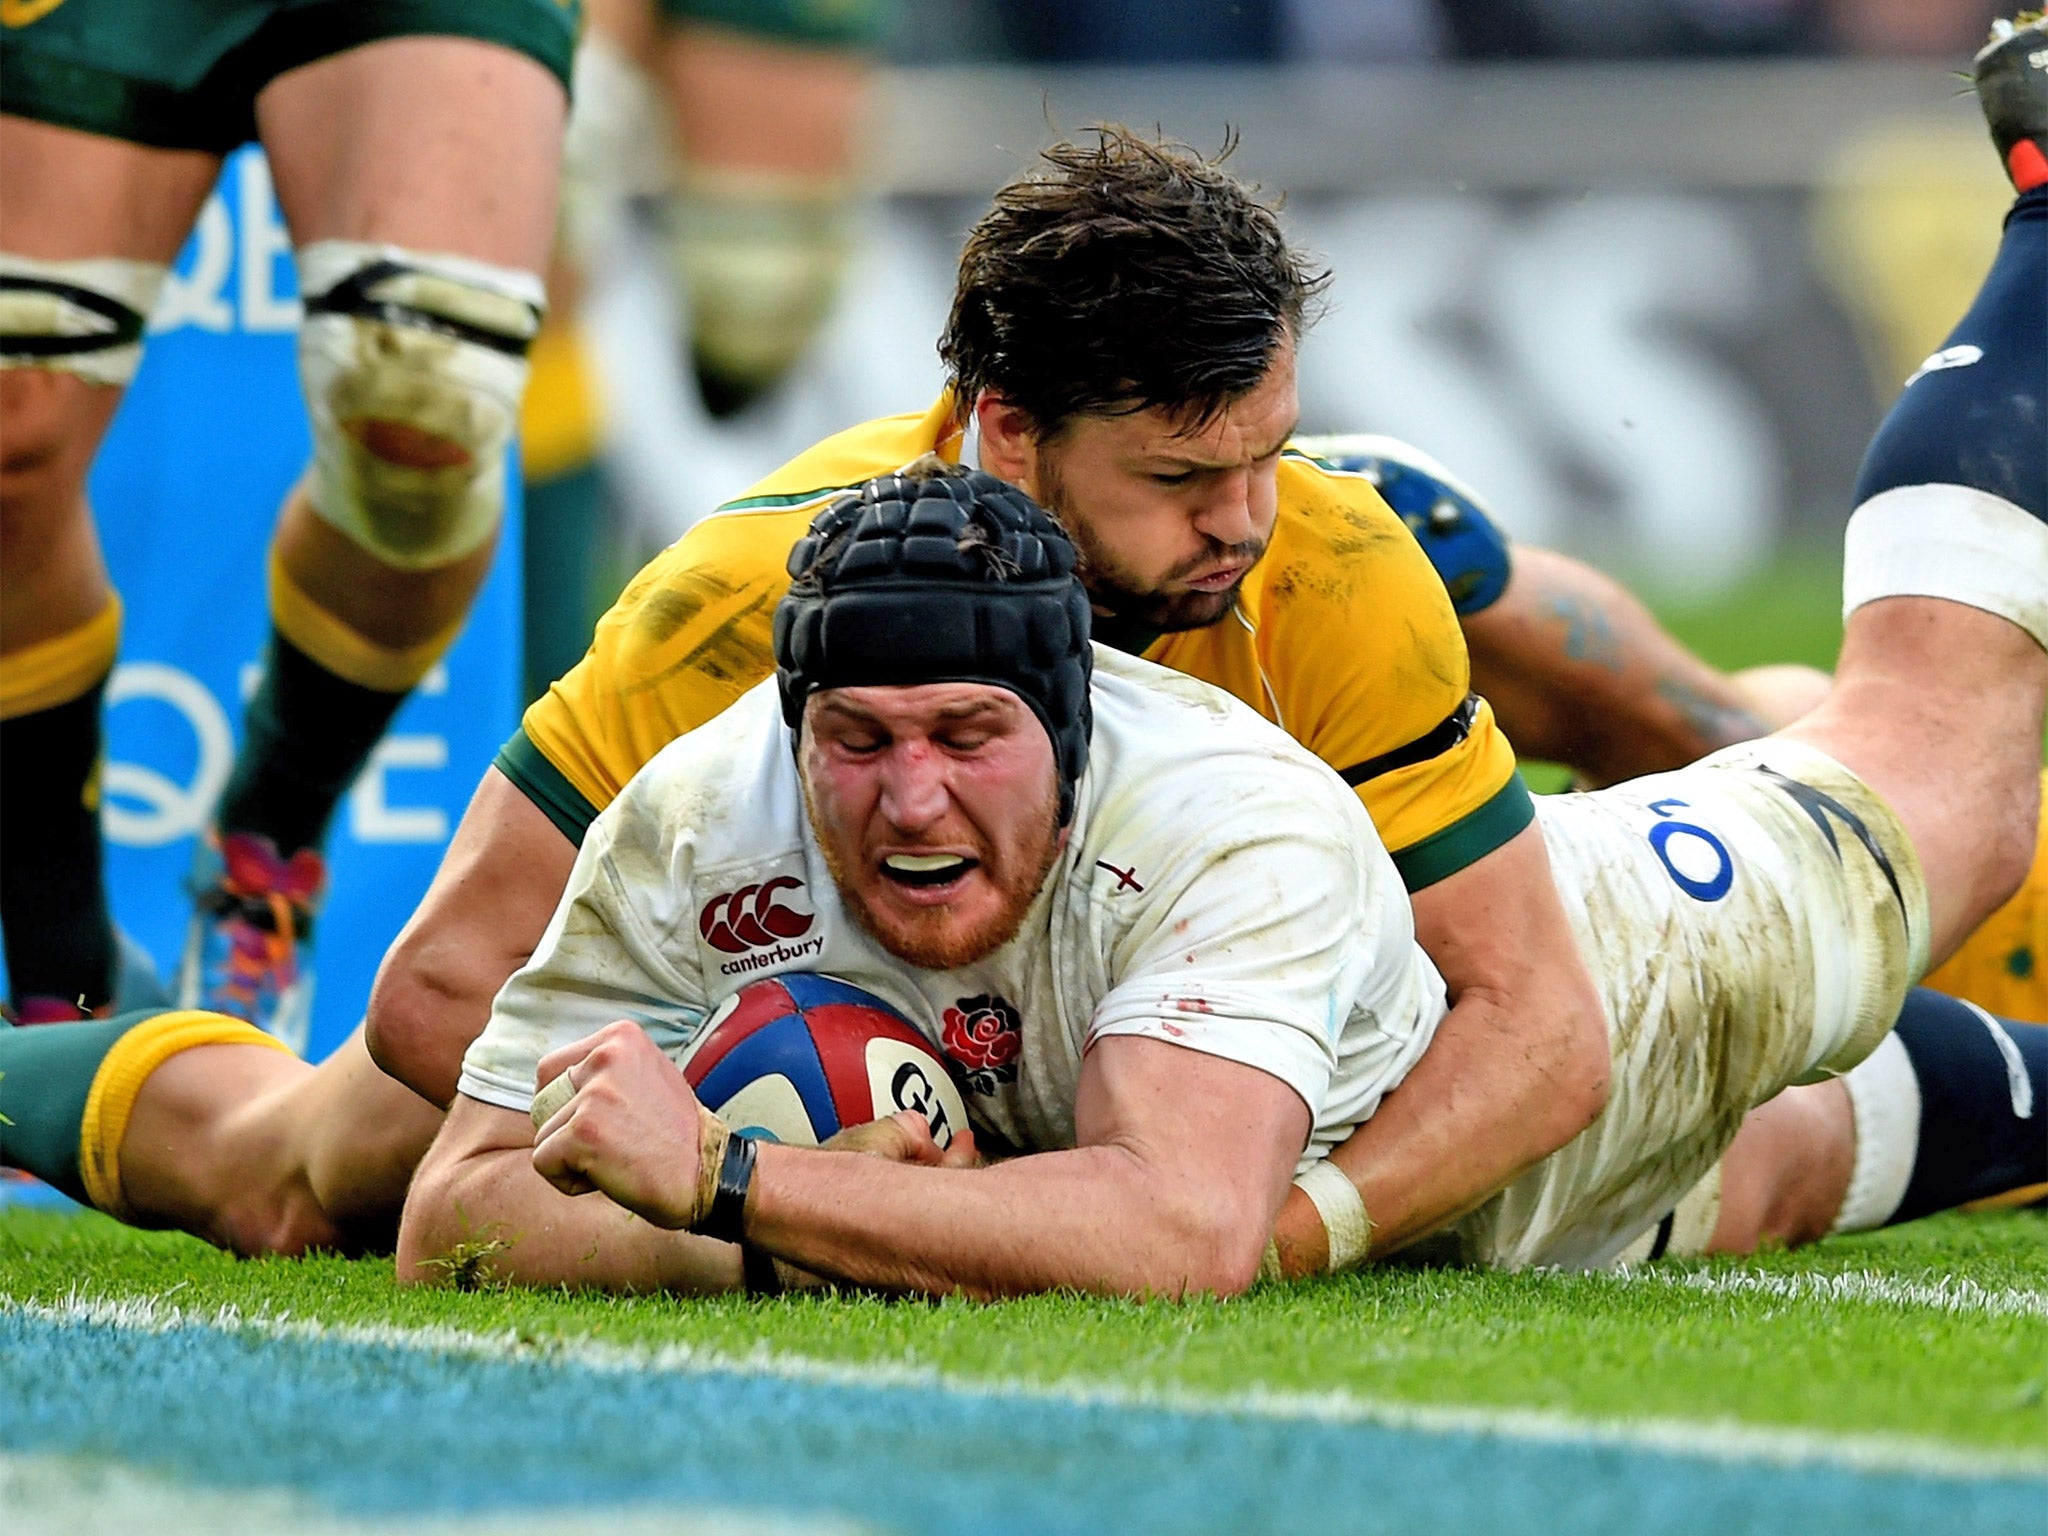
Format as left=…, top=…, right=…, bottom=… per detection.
left=4, top=1206, right=2042, bottom=1457
left=1644, top=545, right=1846, bottom=673
left=9, top=554, right=2042, bottom=1474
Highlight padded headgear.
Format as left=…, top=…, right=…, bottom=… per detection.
left=774, top=463, right=1094, bottom=824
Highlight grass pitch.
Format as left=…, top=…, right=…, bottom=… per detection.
left=9, top=550, right=2043, bottom=1533
left=3, top=1206, right=2042, bottom=1459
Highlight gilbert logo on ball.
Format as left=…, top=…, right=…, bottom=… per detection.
left=680, top=973, right=969, bottom=1148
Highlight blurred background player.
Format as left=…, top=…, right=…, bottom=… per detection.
left=519, top=0, right=884, bottom=701
left=0, top=1, right=573, bottom=1041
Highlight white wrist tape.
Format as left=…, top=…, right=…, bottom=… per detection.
left=1296, top=1159, right=1373, bottom=1272
left=531, top=1071, right=577, bottom=1129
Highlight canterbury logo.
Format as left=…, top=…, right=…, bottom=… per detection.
left=699, top=876, right=815, bottom=954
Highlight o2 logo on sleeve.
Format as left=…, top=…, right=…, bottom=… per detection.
left=1645, top=797, right=1734, bottom=902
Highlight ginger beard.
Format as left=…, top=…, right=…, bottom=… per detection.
left=799, top=689, right=1069, bottom=971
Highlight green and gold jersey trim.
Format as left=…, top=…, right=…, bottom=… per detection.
left=496, top=727, right=601, bottom=846
left=714, top=483, right=866, bottom=514
left=1388, top=771, right=1534, bottom=892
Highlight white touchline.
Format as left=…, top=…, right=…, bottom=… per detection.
left=11, top=1292, right=2045, bottom=1482
left=1616, top=1265, right=2048, bottom=1321
left=0, top=1450, right=874, bottom=1536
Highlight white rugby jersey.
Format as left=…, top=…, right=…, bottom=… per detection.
left=461, top=646, right=1449, bottom=1169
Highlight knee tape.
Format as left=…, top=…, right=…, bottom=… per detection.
left=1830, top=1031, right=1922, bottom=1233
left=1843, top=485, right=2048, bottom=654
left=298, top=240, right=546, bottom=570
left=0, top=252, right=168, bottom=386
left=671, top=169, right=854, bottom=395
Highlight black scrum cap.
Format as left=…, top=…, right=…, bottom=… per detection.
left=773, top=461, right=1094, bottom=824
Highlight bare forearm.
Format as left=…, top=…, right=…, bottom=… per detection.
left=1278, top=988, right=1594, bottom=1268
left=365, top=936, right=512, bottom=1108
left=1467, top=546, right=1766, bottom=785
left=398, top=1142, right=740, bottom=1293
left=748, top=1142, right=1264, bottom=1300
left=366, top=769, right=577, bottom=1107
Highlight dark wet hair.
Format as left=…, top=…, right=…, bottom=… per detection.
left=938, top=126, right=1330, bottom=438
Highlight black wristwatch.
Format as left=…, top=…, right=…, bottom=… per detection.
left=698, top=1129, right=758, bottom=1245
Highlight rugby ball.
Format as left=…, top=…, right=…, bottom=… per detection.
left=680, top=973, right=968, bottom=1149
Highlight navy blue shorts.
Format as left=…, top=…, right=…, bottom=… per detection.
left=1853, top=189, right=2047, bottom=520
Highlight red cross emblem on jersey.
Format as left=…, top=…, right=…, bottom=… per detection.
left=1095, top=860, right=1144, bottom=892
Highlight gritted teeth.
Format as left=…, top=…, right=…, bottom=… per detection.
left=881, top=852, right=975, bottom=886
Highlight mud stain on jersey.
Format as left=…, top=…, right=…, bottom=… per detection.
left=1123, top=666, right=1239, bottom=718
left=1265, top=488, right=1443, bottom=618
left=629, top=581, right=712, bottom=651
left=620, top=570, right=779, bottom=699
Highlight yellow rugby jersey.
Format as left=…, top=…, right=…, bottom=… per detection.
left=1921, top=769, right=2047, bottom=1024
left=503, top=393, right=1530, bottom=890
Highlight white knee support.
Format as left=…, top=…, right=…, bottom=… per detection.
left=670, top=168, right=855, bottom=404
left=0, top=252, right=168, bottom=386
left=297, top=240, right=546, bottom=570
left=559, top=33, right=671, bottom=263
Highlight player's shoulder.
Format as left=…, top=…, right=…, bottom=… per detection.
left=1258, top=448, right=1468, bottom=629
left=1284, top=435, right=1512, bottom=616
left=596, top=397, right=958, bottom=670
left=713, top=395, right=957, bottom=519
left=1085, top=648, right=1364, bottom=819
left=1272, top=444, right=1410, bottom=542
left=608, top=680, right=797, bottom=846
left=1078, top=651, right=1385, bottom=918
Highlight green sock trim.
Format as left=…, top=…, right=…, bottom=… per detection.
left=0, top=1013, right=156, bottom=1208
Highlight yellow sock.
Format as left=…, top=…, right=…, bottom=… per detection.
left=0, top=597, right=121, bottom=721
left=78, top=1011, right=292, bottom=1221
left=268, top=551, right=463, bottom=694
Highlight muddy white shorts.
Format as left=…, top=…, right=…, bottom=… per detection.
left=1455, top=739, right=1929, bottom=1271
